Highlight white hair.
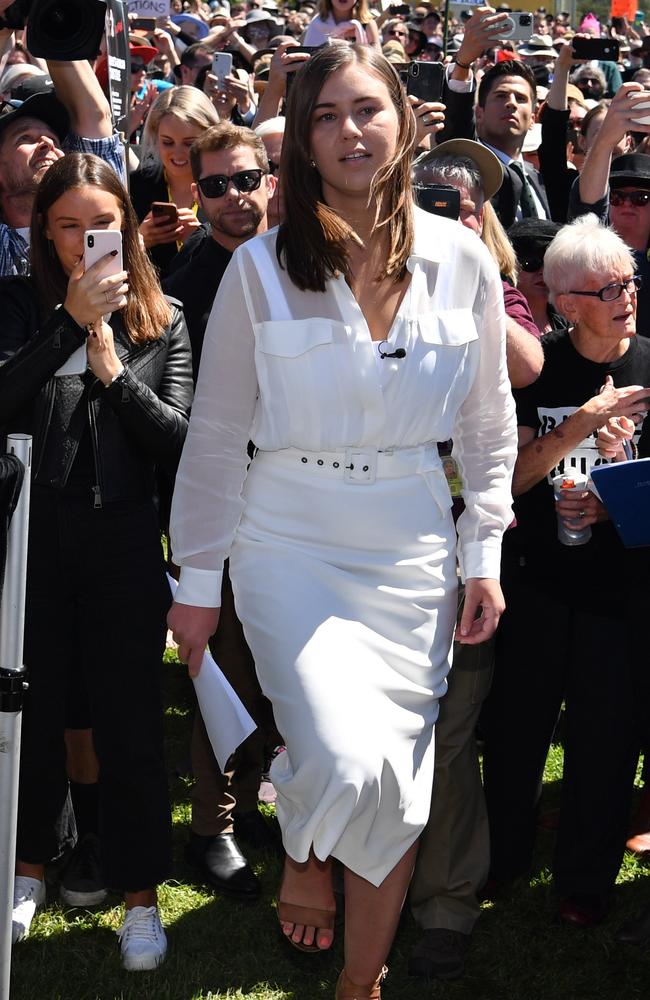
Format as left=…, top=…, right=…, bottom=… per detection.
left=543, top=214, right=635, bottom=303
left=254, top=116, right=286, bottom=138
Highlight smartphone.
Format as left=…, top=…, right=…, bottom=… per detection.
left=628, top=91, right=650, bottom=126
left=389, top=3, right=411, bottom=14
left=484, top=11, right=534, bottom=42
left=406, top=61, right=445, bottom=104
left=571, top=37, right=619, bottom=61
left=414, top=184, right=461, bottom=221
left=84, top=229, right=124, bottom=323
left=212, top=51, right=233, bottom=85
left=131, top=17, right=156, bottom=30
left=284, top=48, right=316, bottom=97
left=151, top=201, right=179, bottom=225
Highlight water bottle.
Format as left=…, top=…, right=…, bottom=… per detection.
left=552, top=473, right=592, bottom=546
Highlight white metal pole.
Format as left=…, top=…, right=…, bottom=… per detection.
left=0, top=434, right=32, bottom=1000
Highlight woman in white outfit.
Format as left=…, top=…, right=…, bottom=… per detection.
left=169, top=43, right=517, bottom=999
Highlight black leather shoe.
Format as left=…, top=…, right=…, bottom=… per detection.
left=186, top=832, right=261, bottom=900
left=408, top=929, right=471, bottom=981
left=233, top=809, right=283, bottom=854
left=617, top=906, right=650, bottom=945
left=557, top=893, right=609, bottom=928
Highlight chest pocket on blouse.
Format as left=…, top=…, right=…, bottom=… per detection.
left=418, top=309, right=479, bottom=346
left=257, top=318, right=335, bottom=357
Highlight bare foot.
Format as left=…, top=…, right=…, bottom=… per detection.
left=278, top=852, right=336, bottom=950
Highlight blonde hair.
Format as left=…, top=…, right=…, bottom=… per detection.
left=482, top=201, right=517, bottom=285
left=318, top=0, right=372, bottom=24
left=544, top=214, right=635, bottom=304
left=141, top=86, right=220, bottom=168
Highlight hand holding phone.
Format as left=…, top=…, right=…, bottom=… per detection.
left=63, top=231, right=127, bottom=330
left=151, top=201, right=179, bottom=226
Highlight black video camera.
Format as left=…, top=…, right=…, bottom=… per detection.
left=0, top=0, right=107, bottom=61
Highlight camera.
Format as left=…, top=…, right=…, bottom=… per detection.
left=87, top=234, right=95, bottom=248
left=484, top=10, right=534, bottom=42
left=0, top=0, right=107, bottom=61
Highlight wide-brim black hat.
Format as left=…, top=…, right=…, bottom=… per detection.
left=609, top=153, right=650, bottom=189
left=0, top=92, right=69, bottom=144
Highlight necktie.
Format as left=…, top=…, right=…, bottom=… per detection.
left=510, top=161, right=539, bottom=219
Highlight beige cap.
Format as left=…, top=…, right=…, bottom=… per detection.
left=413, top=138, right=504, bottom=200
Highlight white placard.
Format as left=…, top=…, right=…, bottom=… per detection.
left=129, top=0, right=170, bottom=16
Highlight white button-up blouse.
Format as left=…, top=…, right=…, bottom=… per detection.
left=171, top=207, right=518, bottom=606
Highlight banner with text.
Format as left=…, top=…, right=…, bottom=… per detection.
left=106, top=0, right=131, bottom=137
left=129, top=0, right=170, bottom=15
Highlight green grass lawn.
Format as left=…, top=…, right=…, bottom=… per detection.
left=9, top=654, right=650, bottom=1000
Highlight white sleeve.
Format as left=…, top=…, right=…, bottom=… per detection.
left=170, top=251, right=258, bottom=607
left=453, top=255, right=517, bottom=581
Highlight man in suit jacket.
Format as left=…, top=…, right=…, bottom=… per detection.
left=475, top=60, right=551, bottom=226
left=439, top=25, right=552, bottom=229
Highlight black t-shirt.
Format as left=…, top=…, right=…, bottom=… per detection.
left=505, top=329, right=650, bottom=612
left=162, top=231, right=233, bottom=383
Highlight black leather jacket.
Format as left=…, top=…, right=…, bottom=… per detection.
left=0, top=277, right=193, bottom=506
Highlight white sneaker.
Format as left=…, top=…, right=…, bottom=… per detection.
left=117, top=905, right=167, bottom=972
left=12, top=876, right=46, bottom=944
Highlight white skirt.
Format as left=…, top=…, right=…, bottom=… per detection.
left=230, top=447, right=458, bottom=887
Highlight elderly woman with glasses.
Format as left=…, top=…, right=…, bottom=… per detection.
left=481, top=214, right=650, bottom=930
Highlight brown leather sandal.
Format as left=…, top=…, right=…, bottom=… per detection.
left=277, top=899, right=336, bottom=953
left=335, top=965, right=388, bottom=999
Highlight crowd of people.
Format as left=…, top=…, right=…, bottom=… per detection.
left=1, top=0, right=650, bottom=994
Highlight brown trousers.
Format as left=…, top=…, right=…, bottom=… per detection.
left=190, top=564, right=281, bottom=836
left=409, top=601, right=495, bottom=934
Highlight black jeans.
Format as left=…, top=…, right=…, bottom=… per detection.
left=17, top=488, right=173, bottom=892
left=482, top=572, right=638, bottom=897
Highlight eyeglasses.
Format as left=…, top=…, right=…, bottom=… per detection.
left=609, top=189, right=650, bottom=208
left=520, top=257, right=544, bottom=272
left=268, top=159, right=280, bottom=176
left=387, top=28, right=408, bottom=37
left=197, top=168, right=267, bottom=198
left=568, top=275, right=642, bottom=302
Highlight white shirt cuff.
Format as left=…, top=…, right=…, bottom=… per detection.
left=445, top=63, right=475, bottom=93
left=175, top=566, right=223, bottom=608
left=458, top=538, right=503, bottom=582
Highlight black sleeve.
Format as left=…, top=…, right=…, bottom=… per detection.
left=538, top=105, right=574, bottom=224
left=0, top=278, right=87, bottom=425
left=514, top=382, right=541, bottom=433
left=435, top=83, right=478, bottom=145
left=102, top=305, right=194, bottom=475
left=567, top=171, right=610, bottom=225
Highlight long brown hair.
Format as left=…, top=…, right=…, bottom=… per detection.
left=277, top=43, right=416, bottom=293
left=31, top=153, right=171, bottom=343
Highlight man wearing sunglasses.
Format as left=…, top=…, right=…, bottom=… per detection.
left=569, top=84, right=650, bottom=336
left=163, top=123, right=280, bottom=899
left=164, top=122, right=276, bottom=376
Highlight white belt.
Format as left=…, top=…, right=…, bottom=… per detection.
left=254, top=444, right=441, bottom=485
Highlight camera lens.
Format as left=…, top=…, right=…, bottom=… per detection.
left=521, top=13, right=532, bottom=24
left=88, top=235, right=94, bottom=248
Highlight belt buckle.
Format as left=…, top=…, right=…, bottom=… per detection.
left=344, top=447, right=377, bottom=485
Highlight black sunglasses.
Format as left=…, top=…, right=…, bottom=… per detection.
left=197, top=168, right=267, bottom=199
left=268, top=159, right=280, bottom=176
left=609, top=189, right=650, bottom=208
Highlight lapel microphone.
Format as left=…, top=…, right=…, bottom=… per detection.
left=378, top=341, right=407, bottom=360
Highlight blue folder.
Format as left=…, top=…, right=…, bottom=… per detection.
left=591, top=458, right=650, bottom=548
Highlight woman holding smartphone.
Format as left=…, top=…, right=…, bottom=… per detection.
left=0, top=153, right=193, bottom=971
left=130, top=86, right=220, bottom=277
left=169, top=44, right=516, bottom=998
